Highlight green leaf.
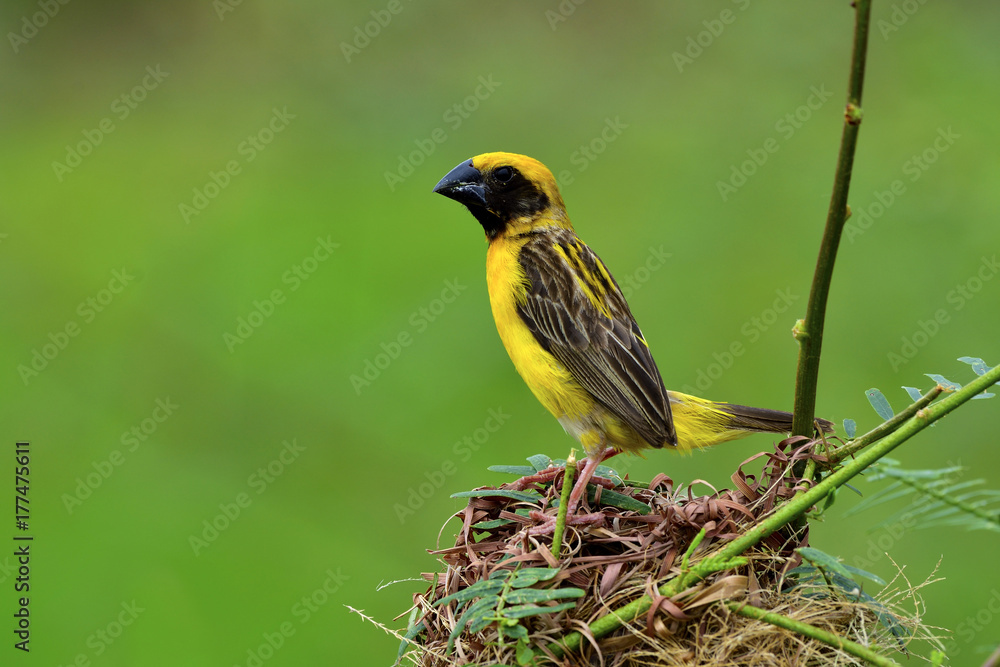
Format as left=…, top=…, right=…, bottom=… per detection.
left=505, top=587, right=585, bottom=604
left=822, top=488, right=839, bottom=511
left=516, top=636, right=536, bottom=666
left=925, top=373, right=962, bottom=391
left=527, top=454, right=553, bottom=472
left=585, top=487, right=650, bottom=514
left=552, top=458, right=624, bottom=486
left=499, top=622, right=528, bottom=639
left=473, top=509, right=532, bottom=530
left=451, top=489, right=543, bottom=503
left=487, top=464, right=537, bottom=476
left=843, top=418, right=857, bottom=438
left=503, top=601, right=579, bottom=619
left=841, top=482, right=907, bottom=517
left=902, top=386, right=922, bottom=402
left=840, top=563, right=886, bottom=586
left=785, top=565, right=821, bottom=579
left=797, top=547, right=854, bottom=581
left=449, top=596, right=500, bottom=647
left=467, top=608, right=498, bottom=634
left=434, top=580, right=505, bottom=606
left=880, top=463, right=964, bottom=480
left=473, top=517, right=514, bottom=529
left=865, top=388, right=894, bottom=420
left=509, top=568, right=560, bottom=588
left=958, top=356, right=990, bottom=376
left=828, top=571, right=863, bottom=596
left=395, top=607, right=424, bottom=665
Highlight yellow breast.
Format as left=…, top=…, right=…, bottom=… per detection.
left=486, top=237, right=593, bottom=424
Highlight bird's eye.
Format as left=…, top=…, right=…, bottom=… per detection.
left=494, top=166, right=514, bottom=183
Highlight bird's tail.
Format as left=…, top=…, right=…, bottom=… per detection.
left=716, top=402, right=835, bottom=435
left=666, top=391, right=834, bottom=452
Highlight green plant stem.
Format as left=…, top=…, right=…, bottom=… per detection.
left=541, top=363, right=1000, bottom=659
left=727, top=601, right=900, bottom=667
left=828, top=385, right=943, bottom=465
left=802, top=456, right=819, bottom=489
left=791, top=0, right=873, bottom=437
left=550, top=451, right=576, bottom=561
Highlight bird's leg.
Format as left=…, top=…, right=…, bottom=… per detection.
left=595, top=446, right=621, bottom=465
left=508, top=447, right=619, bottom=492
left=527, top=447, right=618, bottom=535
left=563, top=447, right=617, bottom=515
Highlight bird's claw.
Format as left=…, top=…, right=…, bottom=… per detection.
left=508, top=466, right=563, bottom=490
left=526, top=509, right=605, bottom=535
left=509, top=467, right=617, bottom=492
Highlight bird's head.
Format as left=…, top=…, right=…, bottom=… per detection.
left=432, top=152, right=569, bottom=240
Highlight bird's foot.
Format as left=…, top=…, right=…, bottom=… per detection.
left=526, top=509, right=605, bottom=535
left=508, top=466, right=562, bottom=490
left=508, top=466, right=617, bottom=492
left=513, top=451, right=619, bottom=535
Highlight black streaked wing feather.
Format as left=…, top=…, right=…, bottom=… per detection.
left=516, top=231, right=677, bottom=448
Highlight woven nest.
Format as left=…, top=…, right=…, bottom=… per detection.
left=395, top=438, right=936, bottom=666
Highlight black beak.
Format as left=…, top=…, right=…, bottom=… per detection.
left=432, top=159, right=487, bottom=208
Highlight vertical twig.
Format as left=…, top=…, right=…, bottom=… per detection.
left=550, top=450, right=576, bottom=560
left=791, top=0, right=873, bottom=436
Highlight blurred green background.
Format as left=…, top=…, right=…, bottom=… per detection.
left=2, top=1, right=998, bottom=664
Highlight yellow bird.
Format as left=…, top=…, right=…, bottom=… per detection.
left=433, top=152, right=831, bottom=527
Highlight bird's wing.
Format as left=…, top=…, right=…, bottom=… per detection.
left=516, top=231, right=676, bottom=448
